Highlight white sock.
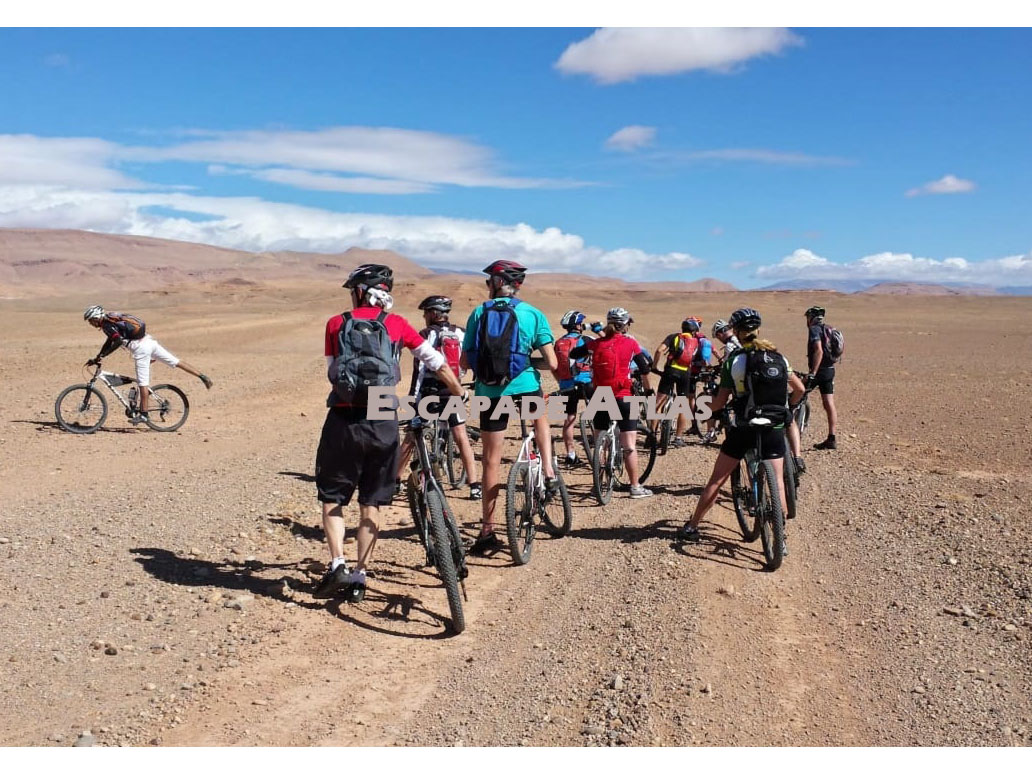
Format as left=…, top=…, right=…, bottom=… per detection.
left=330, top=556, right=348, bottom=572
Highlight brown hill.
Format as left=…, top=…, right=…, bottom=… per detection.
left=859, top=281, right=999, bottom=296
left=0, top=228, right=432, bottom=297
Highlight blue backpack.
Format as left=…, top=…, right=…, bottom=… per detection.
left=469, top=298, right=530, bottom=387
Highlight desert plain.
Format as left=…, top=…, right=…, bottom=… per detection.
left=1, top=229, right=1031, bottom=746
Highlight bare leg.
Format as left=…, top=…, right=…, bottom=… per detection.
left=451, top=424, right=478, bottom=485
left=322, top=502, right=347, bottom=562
left=354, top=504, right=380, bottom=572
left=174, top=360, right=213, bottom=389
left=479, top=430, right=505, bottom=536
left=687, top=452, right=740, bottom=529
left=562, top=414, right=577, bottom=456
left=396, top=431, right=415, bottom=481
left=620, top=430, right=639, bottom=486
left=787, top=418, right=801, bottom=459
left=535, top=414, right=555, bottom=479
left=821, top=393, right=838, bottom=436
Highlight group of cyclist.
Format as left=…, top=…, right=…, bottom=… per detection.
left=80, top=258, right=841, bottom=604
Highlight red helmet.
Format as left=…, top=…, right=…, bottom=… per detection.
left=482, top=260, right=527, bottom=286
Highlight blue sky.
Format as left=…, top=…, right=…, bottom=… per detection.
left=1, top=27, right=1031, bottom=287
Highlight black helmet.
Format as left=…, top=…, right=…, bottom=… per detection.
left=681, top=318, right=700, bottom=334
left=418, top=295, right=452, bottom=313
left=804, top=305, right=826, bottom=319
left=729, top=307, right=762, bottom=332
left=482, top=259, right=527, bottom=286
left=343, top=264, right=393, bottom=292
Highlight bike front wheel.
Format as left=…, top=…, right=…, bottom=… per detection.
left=505, top=461, right=535, bottom=565
left=757, top=460, right=786, bottom=571
left=591, top=432, right=615, bottom=506
left=144, top=384, right=189, bottom=432
left=730, top=461, right=757, bottom=542
left=444, top=431, right=467, bottom=488
left=55, top=384, right=108, bottom=434
left=540, top=468, right=573, bottom=537
left=426, top=487, right=466, bottom=634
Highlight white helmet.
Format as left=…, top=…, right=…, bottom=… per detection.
left=606, top=307, right=632, bottom=325
left=712, top=318, right=731, bottom=337
left=84, top=305, right=104, bottom=321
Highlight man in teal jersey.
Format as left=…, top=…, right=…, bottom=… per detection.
left=462, top=260, right=559, bottom=555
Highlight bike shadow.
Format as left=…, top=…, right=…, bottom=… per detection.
left=572, top=518, right=681, bottom=544
left=276, top=470, right=316, bottom=483
left=12, top=419, right=137, bottom=434
left=130, top=547, right=324, bottom=610
left=326, top=592, right=456, bottom=640
left=670, top=522, right=767, bottom=572
left=646, top=484, right=732, bottom=506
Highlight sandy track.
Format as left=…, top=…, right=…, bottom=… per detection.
left=1, top=285, right=1029, bottom=746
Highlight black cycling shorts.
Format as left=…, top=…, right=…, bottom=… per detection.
left=813, top=366, right=835, bottom=395
left=559, top=383, right=593, bottom=416
left=658, top=368, right=692, bottom=397
left=591, top=396, right=638, bottom=433
left=315, top=407, right=400, bottom=506
left=719, top=425, right=786, bottom=461
left=417, top=393, right=466, bottom=428
left=479, top=390, right=543, bottom=433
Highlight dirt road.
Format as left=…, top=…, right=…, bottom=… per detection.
left=1, top=284, right=1029, bottom=746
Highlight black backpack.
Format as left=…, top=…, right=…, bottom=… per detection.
left=328, top=311, right=397, bottom=404
left=743, top=349, right=790, bottom=425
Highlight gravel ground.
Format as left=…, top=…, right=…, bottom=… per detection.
left=0, top=285, right=1029, bottom=746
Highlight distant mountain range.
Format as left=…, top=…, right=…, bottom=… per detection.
left=760, top=278, right=1032, bottom=296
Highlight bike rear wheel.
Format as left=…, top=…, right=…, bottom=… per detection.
left=757, top=460, right=786, bottom=571
left=444, top=431, right=467, bottom=488
left=426, top=487, right=466, bottom=633
left=144, top=384, right=189, bottom=432
left=783, top=454, right=798, bottom=521
left=505, top=461, right=535, bottom=565
left=579, top=413, right=593, bottom=458
left=590, top=432, right=614, bottom=505
left=659, top=418, right=672, bottom=455
left=55, top=384, right=108, bottom=434
left=540, top=468, right=573, bottom=536
left=637, top=426, right=658, bottom=484
left=730, top=461, right=757, bottom=542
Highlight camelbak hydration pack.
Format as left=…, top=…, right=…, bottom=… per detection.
left=329, top=311, right=397, bottom=404
left=469, top=299, right=529, bottom=387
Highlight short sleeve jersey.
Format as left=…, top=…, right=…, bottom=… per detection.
left=324, top=307, right=426, bottom=408
left=808, top=323, right=828, bottom=372
left=463, top=298, right=554, bottom=397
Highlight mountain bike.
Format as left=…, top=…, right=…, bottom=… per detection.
left=504, top=401, right=573, bottom=565
left=728, top=417, right=787, bottom=571
left=55, top=362, right=189, bottom=434
left=404, top=415, right=468, bottom=634
left=429, top=415, right=481, bottom=489
left=791, top=371, right=814, bottom=438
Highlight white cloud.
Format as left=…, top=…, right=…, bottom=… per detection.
left=671, top=148, right=852, bottom=166
left=211, top=166, right=435, bottom=195
left=604, top=126, right=657, bottom=152
left=730, top=260, right=751, bottom=270
left=0, top=185, right=702, bottom=280
left=755, top=247, right=1032, bottom=286
left=0, top=135, right=142, bottom=190
left=905, top=174, right=977, bottom=197
left=556, top=28, right=803, bottom=85
left=123, top=127, right=584, bottom=190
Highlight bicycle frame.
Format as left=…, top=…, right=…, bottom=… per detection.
left=89, top=367, right=139, bottom=413
left=409, top=418, right=449, bottom=565
left=516, top=419, right=546, bottom=504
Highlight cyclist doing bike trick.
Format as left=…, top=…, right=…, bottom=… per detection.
left=570, top=307, right=655, bottom=499
left=83, top=305, right=213, bottom=424
left=396, top=295, right=481, bottom=500
left=678, top=308, right=805, bottom=543
left=554, top=310, right=595, bottom=468
left=463, top=260, right=560, bottom=556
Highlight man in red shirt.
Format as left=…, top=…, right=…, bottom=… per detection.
left=570, top=307, right=655, bottom=499
left=314, top=264, right=463, bottom=603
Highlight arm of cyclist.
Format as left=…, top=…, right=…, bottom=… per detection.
left=633, top=351, right=654, bottom=394
left=787, top=371, right=806, bottom=408
left=409, top=339, right=464, bottom=398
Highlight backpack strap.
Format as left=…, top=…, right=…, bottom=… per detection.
left=376, top=310, right=388, bottom=323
